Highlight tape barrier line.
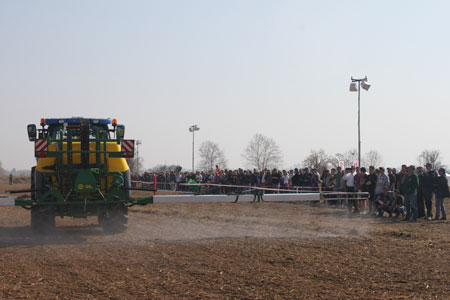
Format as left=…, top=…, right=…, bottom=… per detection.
left=139, top=181, right=368, bottom=196
left=132, top=180, right=321, bottom=193
left=153, top=193, right=321, bottom=203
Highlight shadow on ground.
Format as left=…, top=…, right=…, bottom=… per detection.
left=0, top=224, right=110, bottom=248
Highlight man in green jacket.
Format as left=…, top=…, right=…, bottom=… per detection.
left=401, top=165, right=419, bottom=221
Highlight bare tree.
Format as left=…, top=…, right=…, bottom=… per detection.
left=330, top=149, right=357, bottom=169
left=303, top=149, right=331, bottom=173
left=362, top=150, right=383, bottom=167
left=418, top=150, right=445, bottom=170
left=126, top=157, right=144, bottom=174
left=198, top=141, right=228, bottom=172
left=242, top=134, right=283, bottom=170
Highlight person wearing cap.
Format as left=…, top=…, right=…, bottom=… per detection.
left=423, top=162, right=437, bottom=220
left=433, top=168, right=449, bottom=220
left=402, top=165, right=419, bottom=222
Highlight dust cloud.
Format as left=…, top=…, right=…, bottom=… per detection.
left=0, top=202, right=375, bottom=247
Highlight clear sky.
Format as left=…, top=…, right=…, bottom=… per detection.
left=1, top=0, right=449, bottom=171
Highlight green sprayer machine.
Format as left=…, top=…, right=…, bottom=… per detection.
left=12, top=117, right=153, bottom=233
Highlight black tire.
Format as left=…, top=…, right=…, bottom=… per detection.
left=30, top=169, right=55, bottom=234
left=99, top=170, right=130, bottom=233
left=34, top=170, right=45, bottom=201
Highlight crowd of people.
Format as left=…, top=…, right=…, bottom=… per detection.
left=132, top=163, right=449, bottom=222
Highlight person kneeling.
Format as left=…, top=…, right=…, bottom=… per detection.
left=375, top=188, right=393, bottom=217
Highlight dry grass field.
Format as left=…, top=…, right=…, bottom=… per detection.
left=1, top=181, right=450, bottom=299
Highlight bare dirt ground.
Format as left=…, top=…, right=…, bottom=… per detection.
left=1, top=182, right=450, bottom=299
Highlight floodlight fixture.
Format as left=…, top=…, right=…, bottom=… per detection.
left=361, top=80, right=371, bottom=91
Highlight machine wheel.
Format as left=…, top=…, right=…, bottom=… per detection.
left=31, top=206, right=56, bottom=234
left=34, top=170, right=46, bottom=202
left=31, top=169, right=55, bottom=234
left=99, top=204, right=128, bottom=233
left=98, top=170, right=131, bottom=233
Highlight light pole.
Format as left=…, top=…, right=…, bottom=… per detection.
left=349, top=76, right=371, bottom=167
left=136, top=140, right=142, bottom=174
left=188, top=125, right=200, bottom=172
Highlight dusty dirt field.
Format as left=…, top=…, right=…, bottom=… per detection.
left=1, top=182, right=450, bottom=299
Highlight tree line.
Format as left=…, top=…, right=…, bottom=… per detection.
left=125, top=133, right=445, bottom=173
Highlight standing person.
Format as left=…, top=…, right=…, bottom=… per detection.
left=358, top=167, right=369, bottom=213
left=291, top=168, right=300, bottom=189
left=397, top=165, right=408, bottom=195
left=423, top=163, right=436, bottom=220
left=335, top=167, right=343, bottom=192
left=9, top=174, right=13, bottom=185
left=303, top=168, right=312, bottom=191
left=353, top=168, right=362, bottom=196
left=288, top=169, right=294, bottom=188
left=387, top=168, right=396, bottom=191
left=333, top=167, right=343, bottom=206
left=327, top=168, right=337, bottom=205
left=282, top=170, right=290, bottom=189
left=169, top=172, right=176, bottom=191
left=311, top=169, right=321, bottom=189
left=353, top=168, right=363, bottom=212
left=402, top=165, right=419, bottom=222
left=416, top=167, right=426, bottom=218
left=271, top=169, right=281, bottom=193
left=375, top=168, right=390, bottom=199
left=344, top=168, right=356, bottom=212
left=366, top=166, right=377, bottom=215
left=433, top=168, right=449, bottom=220
left=215, top=165, right=221, bottom=177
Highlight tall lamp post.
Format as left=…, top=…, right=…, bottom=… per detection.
left=188, top=125, right=200, bottom=172
left=349, top=76, right=371, bottom=167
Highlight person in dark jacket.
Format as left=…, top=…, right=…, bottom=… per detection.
left=291, top=168, right=300, bottom=188
left=302, top=168, right=313, bottom=190
left=433, top=168, right=448, bottom=220
left=423, top=163, right=437, bottom=219
left=366, top=166, right=377, bottom=215
left=416, top=167, right=426, bottom=218
left=387, top=168, right=396, bottom=191
left=397, top=165, right=408, bottom=195
left=402, top=165, right=419, bottom=222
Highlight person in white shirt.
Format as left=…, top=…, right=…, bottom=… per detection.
left=344, top=168, right=356, bottom=212
left=283, top=170, right=290, bottom=189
